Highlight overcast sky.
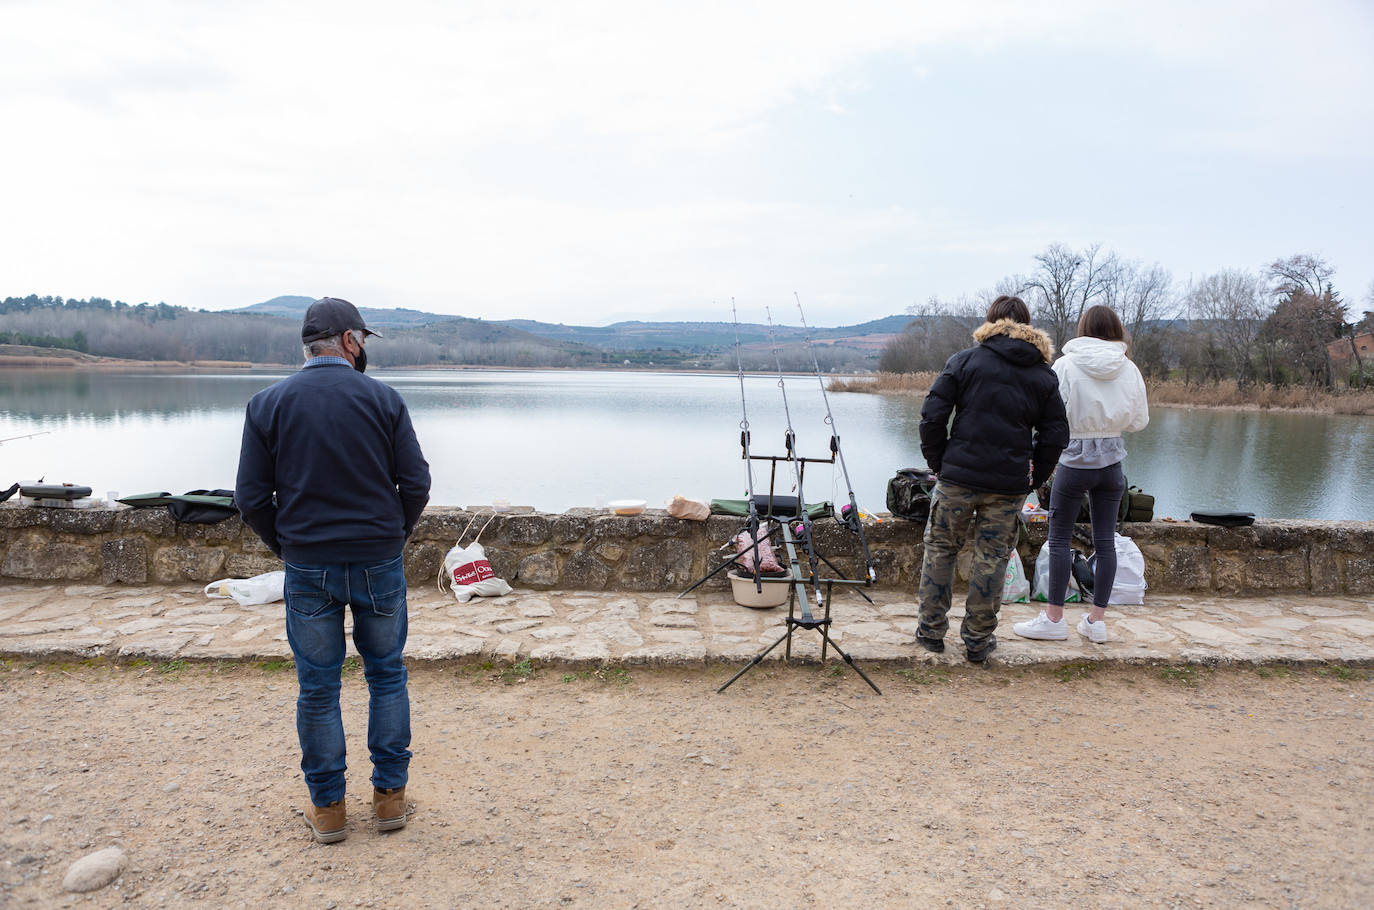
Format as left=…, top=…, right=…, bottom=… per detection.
left=3, top=0, right=1371, bottom=327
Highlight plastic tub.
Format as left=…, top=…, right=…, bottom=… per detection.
left=728, top=570, right=792, bottom=609
left=607, top=499, right=647, bottom=516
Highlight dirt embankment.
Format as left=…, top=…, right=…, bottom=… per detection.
left=2, top=660, right=1370, bottom=908
left=0, top=345, right=264, bottom=371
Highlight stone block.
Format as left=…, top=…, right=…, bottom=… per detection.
left=550, top=513, right=591, bottom=545
left=177, top=515, right=245, bottom=541
left=241, top=534, right=274, bottom=554
left=1345, top=555, right=1374, bottom=591
left=0, top=506, right=48, bottom=528
left=593, top=542, right=627, bottom=562
left=1210, top=554, right=1244, bottom=594
left=115, top=508, right=174, bottom=536
left=150, top=546, right=226, bottom=583
left=223, top=553, right=283, bottom=578
left=404, top=542, right=443, bottom=584
left=1244, top=550, right=1309, bottom=592
left=496, top=515, right=550, bottom=546
left=50, top=510, right=117, bottom=534
left=1251, top=523, right=1310, bottom=551
left=620, top=539, right=693, bottom=591
left=2, top=540, right=99, bottom=580
left=101, top=538, right=148, bottom=584
left=562, top=551, right=611, bottom=590
left=1310, top=545, right=1339, bottom=595
left=482, top=546, right=520, bottom=583
left=410, top=509, right=470, bottom=541
left=1165, top=546, right=1211, bottom=591
left=517, top=552, right=561, bottom=587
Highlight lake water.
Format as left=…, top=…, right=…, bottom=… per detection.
left=1, top=369, right=1370, bottom=521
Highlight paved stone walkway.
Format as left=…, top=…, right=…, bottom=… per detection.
left=2, top=581, right=1373, bottom=668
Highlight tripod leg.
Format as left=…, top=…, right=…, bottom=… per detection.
left=718, top=627, right=793, bottom=693
left=677, top=554, right=743, bottom=598
left=815, top=625, right=882, bottom=695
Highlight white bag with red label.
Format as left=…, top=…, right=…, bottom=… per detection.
left=438, top=540, right=512, bottom=603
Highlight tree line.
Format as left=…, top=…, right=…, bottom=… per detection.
left=879, top=248, right=1374, bottom=390
left=0, top=296, right=876, bottom=371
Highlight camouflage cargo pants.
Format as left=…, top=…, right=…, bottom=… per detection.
left=917, top=480, right=1026, bottom=651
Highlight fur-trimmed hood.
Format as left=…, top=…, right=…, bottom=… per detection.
left=972, top=319, right=1055, bottom=364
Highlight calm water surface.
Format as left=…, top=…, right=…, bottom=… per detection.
left=0, top=369, right=1369, bottom=520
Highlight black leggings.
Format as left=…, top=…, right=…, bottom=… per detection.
left=1047, top=463, right=1124, bottom=609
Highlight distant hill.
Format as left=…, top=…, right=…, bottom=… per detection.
left=495, top=314, right=912, bottom=351
left=231, top=296, right=458, bottom=328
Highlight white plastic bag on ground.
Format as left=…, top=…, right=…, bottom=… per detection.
left=204, top=570, right=285, bottom=606
left=438, top=541, right=512, bottom=603
left=1031, top=542, right=1081, bottom=603
left=1001, top=556, right=1030, bottom=603
left=1090, top=533, right=1148, bottom=605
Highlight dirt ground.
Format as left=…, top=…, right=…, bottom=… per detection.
left=2, top=657, right=1371, bottom=909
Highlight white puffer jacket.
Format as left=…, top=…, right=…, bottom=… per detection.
left=1053, top=336, right=1149, bottom=438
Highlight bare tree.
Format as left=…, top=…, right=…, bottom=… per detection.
left=1017, top=242, right=1118, bottom=351
left=879, top=296, right=985, bottom=373
left=1266, top=254, right=1336, bottom=299
left=1187, top=270, right=1266, bottom=385
left=1102, top=260, right=1176, bottom=376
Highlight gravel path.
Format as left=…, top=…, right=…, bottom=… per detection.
left=2, top=660, right=1371, bottom=908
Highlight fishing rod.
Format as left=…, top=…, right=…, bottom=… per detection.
left=794, top=292, right=876, bottom=584
left=764, top=306, right=825, bottom=610
left=0, top=431, right=49, bottom=445
left=732, top=299, right=766, bottom=593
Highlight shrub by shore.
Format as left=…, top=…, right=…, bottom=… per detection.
left=828, top=371, right=1374, bottom=416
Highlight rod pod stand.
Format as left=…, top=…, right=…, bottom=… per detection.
left=714, top=451, right=881, bottom=696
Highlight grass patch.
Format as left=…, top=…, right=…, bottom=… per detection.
left=1159, top=664, right=1207, bottom=687
left=498, top=658, right=536, bottom=685
left=592, top=665, right=633, bottom=686
left=257, top=658, right=294, bottom=673
left=342, top=656, right=362, bottom=674
left=1255, top=665, right=1293, bottom=679
left=156, top=659, right=188, bottom=676
left=1053, top=661, right=1100, bottom=682
left=896, top=667, right=950, bottom=685
left=1312, top=664, right=1368, bottom=682
left=561, top=672, right=583, bottom=683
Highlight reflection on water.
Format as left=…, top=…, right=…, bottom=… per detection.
left=0, top=369, right=1369, bottom=519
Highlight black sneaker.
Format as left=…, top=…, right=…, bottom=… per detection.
left=916, top=635, right=945, bottom=653
left=966, top=637, right=997, bottom=664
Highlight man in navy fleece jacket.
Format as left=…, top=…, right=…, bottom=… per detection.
left=236, top=297, right=431, bottom=844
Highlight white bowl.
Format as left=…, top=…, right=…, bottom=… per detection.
left=607, top=499, right=647, bottom=516
left=728, top=570, right=792, bottom=609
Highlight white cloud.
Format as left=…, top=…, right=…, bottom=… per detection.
left=1, top=0, right=1370, bottom=321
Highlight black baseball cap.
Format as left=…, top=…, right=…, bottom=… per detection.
left=301, top=297, right=382, bottom=343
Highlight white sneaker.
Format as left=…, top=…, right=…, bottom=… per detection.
left=1077, top=613, right=1108, bottom=643
left=1012, top=612, right=1068, bottom=641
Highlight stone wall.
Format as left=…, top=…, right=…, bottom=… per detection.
left=1, top=503, right=1371, bottom=596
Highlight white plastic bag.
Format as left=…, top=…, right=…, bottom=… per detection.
left=1001, top=555, right=1030, bottom=603
left=1031, top=542, right=1081, bottom=603
left=204, top=570, right=285, bottom=606
left=1089, top=533, right=1148, bottom=605
left=438, top=540, right=512, bottom=604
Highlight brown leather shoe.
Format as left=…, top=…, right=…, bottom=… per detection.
left=303, top=800, right=347, bottom=844
left=374, top=787, right=407, bottom=831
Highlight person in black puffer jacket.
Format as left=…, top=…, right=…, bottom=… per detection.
left=915, top=295, right=1068, bottom=663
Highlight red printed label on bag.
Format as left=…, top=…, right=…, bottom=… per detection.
left=452, top=559, right=496, bottom=587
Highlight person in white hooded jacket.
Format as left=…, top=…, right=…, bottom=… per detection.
left=1014, top=305, right=1148, bottom=643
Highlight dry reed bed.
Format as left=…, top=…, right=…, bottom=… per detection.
left=829, top=372, right=1374, bottom=416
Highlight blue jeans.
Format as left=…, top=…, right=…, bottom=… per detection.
left=1046, top=463, right=1125, bottom=609
left=284, top=555, right=411, bottom=806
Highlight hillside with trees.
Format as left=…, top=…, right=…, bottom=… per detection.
left=0, top=295, right=903, bottom=372
left=876, top=248, right=1373, bottom=392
